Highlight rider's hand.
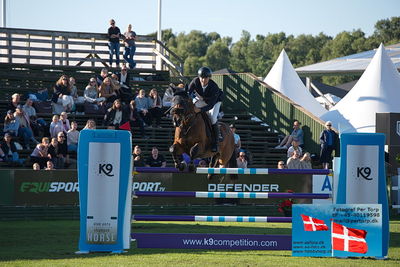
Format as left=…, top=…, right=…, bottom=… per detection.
left=194, top=107, right=201, bottom=113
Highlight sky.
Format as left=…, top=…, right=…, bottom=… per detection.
left=2, top=0, right=399, bottom=42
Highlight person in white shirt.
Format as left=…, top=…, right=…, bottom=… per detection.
left=236, top=151, right=248, bottom=168
left=67, top=121, right=79, bottom=152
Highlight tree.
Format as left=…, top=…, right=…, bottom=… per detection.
left=204, top=39, right=231, bottom=71
left=373, top=17, right=400, bottom=44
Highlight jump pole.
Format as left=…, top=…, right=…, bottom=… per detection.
left=132, top=215, right=291, bottom=223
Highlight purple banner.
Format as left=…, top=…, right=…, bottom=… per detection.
left=132, top=233, right=292, bottom=250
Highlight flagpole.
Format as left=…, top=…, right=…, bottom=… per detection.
left=330, top=219, right=334, bottom=257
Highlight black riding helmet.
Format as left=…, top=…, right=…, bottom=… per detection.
left=197, top=67, right=212, bottom=78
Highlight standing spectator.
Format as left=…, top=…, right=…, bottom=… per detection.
left=300, top=152, right=312, bottom=169
left=3, top=110, right=19, bottom=137
left=104, top=99, right=129, bottom=129
left=123, top=24, right=136, bottom=69
left=129, top=100, right=146, bottom=138
left=14, top=105, right=38, bottom=149
left=320, top=121, right=339, bottom=169
left=84, top=78, right=105, bottom=104
left=133, top=145, right=145, bottom=167
left=45, top=160, right=55, bottom=170
left=30, top=137, right=50, bottom=169
left=287, top=150, right=302, bottom=169
left=135, top=89, right=152, bottom=126
left=67, top=121, right=79, bottom=152
left=277, top=160, right=286, bottom=169
left=50, top=115, right=64, bottom=139
left=0, top=133, right=23, bottom=165
left=149, top=88, right=163, bottom=128
left=145, top=147, right=166, bottom=167
left=99, top=77, right=119, bottom=104
left=52, top=75, right=74, bottom=114
left=276, top=120, right=304, bottom=149
left=60, top=112, right=71, bottom=135
left=32, top=163, right=40, bottom=170
left=236, top=151, right=248, bottom=168
left=7, top=93, right=20, bottom=113
left=83, top=119, right=96, bottom=130
left=287, top=140, right=303, bottom=158
left=230, top=124, right=241, bottom=156
left=107, top=19, right=121, bottom=68
left=56, top=132, right=68, bottom=169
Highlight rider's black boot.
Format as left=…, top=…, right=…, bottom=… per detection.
left=211, top=124, right=220, bottom=152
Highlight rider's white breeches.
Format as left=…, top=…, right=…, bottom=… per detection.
left=194, top=99, right=221, bottom=125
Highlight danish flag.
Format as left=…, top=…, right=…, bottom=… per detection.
left=332, top=222, right=368, bottom=254
left=300, top=214, right=329, bottom=231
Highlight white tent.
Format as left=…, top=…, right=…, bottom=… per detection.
left=320, top=44, right=400, bottom=133
left=264, top=49, right=327, bottom=117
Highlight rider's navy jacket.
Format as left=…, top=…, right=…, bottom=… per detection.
left=188, top=77, right=223, bottom=112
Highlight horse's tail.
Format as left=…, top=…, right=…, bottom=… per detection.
left=228, top=149, right=238, bottom=181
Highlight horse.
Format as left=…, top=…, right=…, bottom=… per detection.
left=169, top=92, right=238, bottom=181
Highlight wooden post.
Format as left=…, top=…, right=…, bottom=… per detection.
left=26, top=34, right=30, bottom=64
left=51, top=35, right=56, bottom=66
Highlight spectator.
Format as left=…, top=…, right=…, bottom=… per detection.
left=149, top=88, right=163, bottom=128
left=30, top=137, right=50, bottom=169
left=135, top=89, right=152, bottom=126
left=60, top=112, right=71, bottom=134
left=145, top=147, right=166, bottom=167
left=3, top=110, right=19, bottom=137
left=133, top=145, right=145, bottom=167
left=117, top=64, right=131, bottom=89
left=129, top=100, right=146, bottom=138
left=162, top=83, right=182, bottom=109
left=197, top=159, right=207, bottom=167
left=47, top=137, right=58, bottom=167
left=277, top=160, right=286, bottom=169
left=7, top=93, right=20, bottom=113
left=52, top=75, right=74, bottom=114
left=300, top=152, right=312, bottom=169
left=0, top=133, right=23, bottom=165
left=14, top=105, right=38, bottom=149
left=45, top=160, right=55, bottom=170
left=69, top=76, right=85, bottom=111
left=83, top=119, right=96, bottom=130
left=84, top=78, right=105, bottom=104
left=230, top=124, right=241, bottom=156
left=50, top=115, right=63, bottom=139
left=22, top=98, right=47, bottom=137
left=287, top=140, right=303, bottom=158
left=320, top=121, right=338, bottom=169
left=96, top=68, right=109, bottom=85
left=123, top=24, right=137, bottom=69
left=104, top=99, right=129, bottom=129
left=276, top=120, right=304, bottom=149
left=107, top=19, right=121, bottom=68
left=111, top=72, right=131, bottom=104
left=67, top=121, right=79, bottom=152
left=56, top=132, right=68, bottom=169
left=287, top=150, right=302, bottom=169
left=236, top=151, right=248, bottom=168
left=99, top=77, right=119, bottom=104
left=32, top=163, right=40, bottom=170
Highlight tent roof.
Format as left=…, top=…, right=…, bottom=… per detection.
left=320, top=44, right=400, bottom=133
left=264, top=49, right=327, bottom=117
left=295, top=43, right=400, bottom=76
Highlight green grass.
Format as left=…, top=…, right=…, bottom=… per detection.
left=0, top=220, right=399, bottom=266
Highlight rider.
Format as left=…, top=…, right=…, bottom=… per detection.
left=188, top=67, right=223, bottom=152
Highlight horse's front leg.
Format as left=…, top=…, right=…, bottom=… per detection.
left=170, top=143, right=186, bottom=171
left=207, top=153, right=220, bottom=180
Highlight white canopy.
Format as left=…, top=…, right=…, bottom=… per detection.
left=264, top=49, right=327, bottom=117
left=320, top=44, right=400, bottom=133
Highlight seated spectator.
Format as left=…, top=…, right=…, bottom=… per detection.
left=32, top=163, right=40, bottom=170
left=230, top=124, right=241, bottom=156
left=7, top=93, right=20, bottom=113
left=287, top=140, right=303, bottom=158
left=277, top=160, right=286, bottom=169
left=14, top=105, right=38, bottom=149
left=47, top=137, right=58, bottom=167
left=111, top=73, right=132, bottom=104
left=104, top=99, right=129, bottom=129
left=67, top=121, right=79, bottom=152
left=145, top=147, right=166, bottom=167
left=30, top=137, right=50, bottom=169
left=116, top=65, right=133, bottom=103
left=135, top=89, right=152, bottom=126
left=236, top=151, right=248, bottom=168
left=129, top=100, right=146, bottom=138
left=197, top=159, right=207, bottom=167
left=3, top=110, right=19, bottom=137
left=56, top=132, right=68, bottom=168
left=83, top=119, right=96, bottom=130
left=286, top=150, right=302, bottom=169
left=45, top=160, right=55, bottom=170
left=163, top=83, right=184, bottom=109
left=99, top=77, right=119, bottom=104
left=96, top=68, right=109, bottom=85
left=132, top=145, right=145, bottom=167
left=0, top=133, right=23, bottom=165
left=50, top=115, right=64, bottom=138
left=69, top=76, right=85, bottom=104
left=300, top=152, right=312, bottom=169
left=276, top=120, right=304, bottom=149
left=52, top=75, right=74, bottom=114
left=60, top=112, right=71, bottom=134
left=148, top=88, right=163, bottom=128
left=84, top=78, right=105, bottom=104
left=22, top=98, right=47, bottom=137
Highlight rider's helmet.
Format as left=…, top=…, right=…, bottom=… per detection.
left=197, top=67, right=212, bottom=78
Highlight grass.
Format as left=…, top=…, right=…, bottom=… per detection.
left=0, top=220, right=399, bottom=266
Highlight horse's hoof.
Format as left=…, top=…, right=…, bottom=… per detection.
left=207, top=174, right=213, bottom=180
left=178, top=161, right=187, bottom=171
left=188, top=164, right=195, bottom=172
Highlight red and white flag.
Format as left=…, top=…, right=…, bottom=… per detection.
left=301, top=214, right=329, bottom=231
left=332, top=222, right=368, bottom=254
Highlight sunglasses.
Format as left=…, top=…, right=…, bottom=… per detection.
left=62, top=78, right=68, bottom=81
left=327, top=124, right=332, bottom=126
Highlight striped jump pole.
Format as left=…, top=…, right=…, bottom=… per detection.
left=132, top=215, right=292, bottom=223
left=133, top=191, right=331, bottom=199
left=196, top=168, right=332, bottom=175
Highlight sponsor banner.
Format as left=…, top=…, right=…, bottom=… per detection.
left=292, top=204, right=383, bottom=258
left=132, top=233, right=291, bottom=250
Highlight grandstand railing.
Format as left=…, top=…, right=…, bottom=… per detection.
left=0, top=27, right=183, bottom=75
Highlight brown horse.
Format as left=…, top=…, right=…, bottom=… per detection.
left=169, top=93, right=237, bottom=180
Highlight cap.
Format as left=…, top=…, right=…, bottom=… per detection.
left=16, top=104, right=23, bottom=110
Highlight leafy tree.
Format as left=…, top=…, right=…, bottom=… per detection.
left=204, top=39, right=231, bottom=71
left=373, top=17, right=400, bottom=44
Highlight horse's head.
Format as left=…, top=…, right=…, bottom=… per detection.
left=170, top=92, right=194, bottom=127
